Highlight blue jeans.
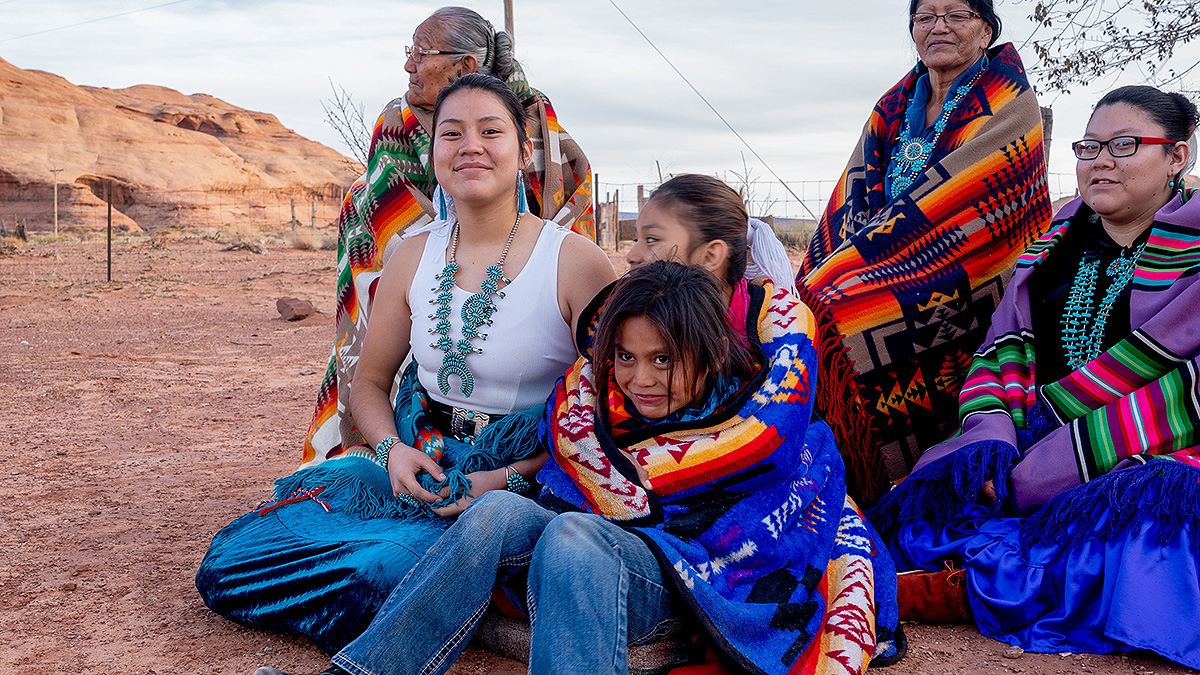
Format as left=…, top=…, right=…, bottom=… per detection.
left=332, top=490, right=682, bottom=675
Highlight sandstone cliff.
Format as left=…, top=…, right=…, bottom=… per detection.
left=0, top=56, right=360, bottom=232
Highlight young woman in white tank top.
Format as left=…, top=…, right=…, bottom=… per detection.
left=350, top=76, right=614, bottom=515
left=197, top=75, right=614, bottom=665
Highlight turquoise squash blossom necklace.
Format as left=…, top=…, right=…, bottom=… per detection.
left=1061, top=242, right=1146, bottom=370
left=887, top=59, right=987, bottom=200
left=428, top=212, right=522, bottom=397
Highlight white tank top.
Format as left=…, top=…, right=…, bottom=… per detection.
left=409, top=221, right=577, bottom=415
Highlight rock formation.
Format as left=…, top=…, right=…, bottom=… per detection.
left=0, top=56, right=360, bottom=232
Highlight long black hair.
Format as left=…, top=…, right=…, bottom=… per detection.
left=592, top=261, right=744, bottom=417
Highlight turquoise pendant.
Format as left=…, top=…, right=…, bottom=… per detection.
left=428, top=215, right=522, bottom=398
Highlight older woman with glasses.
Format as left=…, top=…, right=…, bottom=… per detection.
left=304, top=5, right=595, bottom=467
left=869, top=85, right=1200, bottom=667
left=797, top=0, right=1052, bottom=506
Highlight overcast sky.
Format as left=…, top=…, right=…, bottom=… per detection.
left=2, top=0, right=1198, bottom=216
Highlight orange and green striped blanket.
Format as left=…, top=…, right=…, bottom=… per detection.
left=797, top=42, right=1053, bottom=504
left=302, top=66, right=594, bottom=466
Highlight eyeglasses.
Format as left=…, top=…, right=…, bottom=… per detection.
left=405, top=45, right=469, bottom=63
left=911, top=10, right=980, bottom=29
left=1071, top=135, right=1179, bottom=160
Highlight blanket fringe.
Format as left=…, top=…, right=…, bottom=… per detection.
left=1015, top=400, right=1056, bottom=451
left=795, top=282, right=889, bottom=506
left=867, top=440, right=1018, bottom=536
left=453, top=404, right=545, bottom=475
left=1020, top=460, right=1200, bottom=557
left=273, top=455, right=401, bottom=520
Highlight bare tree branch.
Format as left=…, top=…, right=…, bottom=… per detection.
left=1023, top=0, right=1200, bottom=95
left=320, top=78, right=371, bottom=167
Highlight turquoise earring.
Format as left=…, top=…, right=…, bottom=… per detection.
left=516, top=173, right=528, bottom=215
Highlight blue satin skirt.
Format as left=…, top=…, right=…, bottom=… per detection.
left=887, top=464, right=1200, bottom=669
left=196, top=483, right=452, bottom=653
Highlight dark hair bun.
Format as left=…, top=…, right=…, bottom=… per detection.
left=1168, top=92, right=1199, bottom=138
left=491, top=31, right=516, bottom=82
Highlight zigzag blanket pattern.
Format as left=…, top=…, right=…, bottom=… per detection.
left=302, top=65, right=594, bottom=466
left=539, top=282, right=903, bottom=675
left=796, top=42, right=1052, bottom=504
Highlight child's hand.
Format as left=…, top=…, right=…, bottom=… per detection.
left=387, top=444, right=446, bottom=503
left=430, top=468, right=506, bottom=517
left=980, top=479, right=997, bottom=503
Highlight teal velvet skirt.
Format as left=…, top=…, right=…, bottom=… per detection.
left=196, top=472, right=452, bottom=652
left=196, top=364, right=546, bottom=652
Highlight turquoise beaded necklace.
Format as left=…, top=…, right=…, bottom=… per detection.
left=1061, top=241, right=1146, bottom=370
left=887, top=59, right=987, bottom=200
left=428, top=212, right=522, bottom=397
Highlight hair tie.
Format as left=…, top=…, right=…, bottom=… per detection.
left=483, top=22, right=495, bottom=70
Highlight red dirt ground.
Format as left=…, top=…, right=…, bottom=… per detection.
left=0, top=236, right=1191, bottom=675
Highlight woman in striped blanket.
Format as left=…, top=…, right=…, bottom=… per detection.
left=869, top=86, right=1200, bottom=668
left=797, top=0, right=1053, bottom=505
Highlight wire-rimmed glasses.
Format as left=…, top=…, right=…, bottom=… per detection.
left=911, top=10, right=980, bottom=29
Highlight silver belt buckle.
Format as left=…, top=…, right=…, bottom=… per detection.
left=450, top=407, right=490, bottom=442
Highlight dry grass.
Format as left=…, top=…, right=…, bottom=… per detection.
left=290, top=231, right=337, bottom=251
left=775, top=227, right=814, bottom=252
left=225, top=221, right=261, bottom=244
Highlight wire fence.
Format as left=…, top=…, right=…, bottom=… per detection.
left=596, top=173, right=1081, bottom=223
left=0, top=183, right=348, bottom=236
left=2, top=173, right=1083, bottom=241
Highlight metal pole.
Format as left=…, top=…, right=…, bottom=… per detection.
left=106, top=181, right=112, bottom=282
left=311, top=198, right=316, bottom=230
left=504, top=0, right=515, bottom=51
left=291, top=197, right=296, bottom=231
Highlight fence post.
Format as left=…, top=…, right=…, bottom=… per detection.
left=607, top=189, right=619, bottom=252
left=1040, top=106, right=1053, bottom=167
left=637, top=184, right=645, bottom=211
left=311, top=198, right=316, bottom=230
left=106, top=180, right=112, bottom=282
left=592, top=173, right=600, bottom=245
left=50, top=166, right=62, bottom=237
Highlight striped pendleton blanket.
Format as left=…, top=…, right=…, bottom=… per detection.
left=302, top=65, right=594, bottom=466
left=538, top=281, right=904, bottom=675
left=796, top=42, right=1053, bottom=505
left=871, top=191, right=1200, bottom=532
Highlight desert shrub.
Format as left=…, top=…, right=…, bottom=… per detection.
left=225, top=222, right=260, bottom=244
